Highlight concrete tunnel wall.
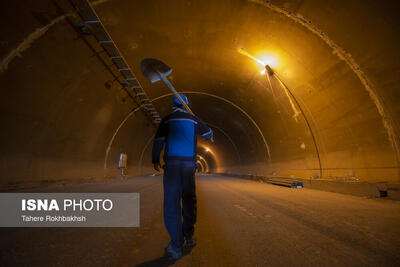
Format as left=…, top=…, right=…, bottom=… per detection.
left=1, top=0, right=400, bottom=189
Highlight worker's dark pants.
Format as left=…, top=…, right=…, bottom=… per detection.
left=163, top=160, right=197, bottom=249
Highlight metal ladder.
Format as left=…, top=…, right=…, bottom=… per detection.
left=68, top=0, right=161, bottom=124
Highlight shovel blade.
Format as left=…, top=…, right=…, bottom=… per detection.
left=140, top=58, right=172, bottom=83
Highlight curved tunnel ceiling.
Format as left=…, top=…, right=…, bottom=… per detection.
left=1, top=0, right=400, bottom=188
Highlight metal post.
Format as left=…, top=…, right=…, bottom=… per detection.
left=266, top=66, right=323, bottom=178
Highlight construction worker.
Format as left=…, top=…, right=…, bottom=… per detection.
left=152, top=94, right=213, bottom=259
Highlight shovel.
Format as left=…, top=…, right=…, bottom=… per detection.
left=140, top=58, right=213, bottom=142
left=140, top=58, right=194, bottom=115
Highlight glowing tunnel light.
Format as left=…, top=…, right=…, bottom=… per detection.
left=198, top=144, right=221, bottom=172
left=238, top=48, right=279, bottom=74
left=259, top=55, right=278, bottom=68
left=238, top=48, right=266, bottom=66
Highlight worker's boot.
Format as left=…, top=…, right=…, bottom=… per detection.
left=185, top=236, right=197, bottom=248
left=165, top=241, right=182, bottom=260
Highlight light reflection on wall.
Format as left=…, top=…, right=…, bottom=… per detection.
left=197, top=143, right=221, bottom=172
left=197, top=155, right=209, bottom=172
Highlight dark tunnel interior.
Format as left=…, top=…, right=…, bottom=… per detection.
left=1, top=0, right=400, bottom=189
left=2, top=1, right=400, bottom=266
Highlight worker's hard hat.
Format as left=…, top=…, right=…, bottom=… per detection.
left=173, top=94, right=189, bottom=105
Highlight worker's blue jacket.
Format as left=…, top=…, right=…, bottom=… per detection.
left=152, top=107, right=213, bottom=163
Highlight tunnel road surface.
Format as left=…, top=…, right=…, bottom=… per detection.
left=1, top=175, right=400, bottom=266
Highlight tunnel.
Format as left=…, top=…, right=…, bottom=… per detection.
left=1, top=0, right=400, bottom=266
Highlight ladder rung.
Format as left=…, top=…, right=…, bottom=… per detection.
left=118, top=68, right=129, bottom=71
left=85, top=20, right=100, bottom=24
left=99, top=40, right=112, bottom=44
left=110, top=56, right=122, bottom=59
left=120, top=79, right=136, bottom=86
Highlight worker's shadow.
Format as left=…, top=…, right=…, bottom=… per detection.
left=135, top=246, right=194, bottom=267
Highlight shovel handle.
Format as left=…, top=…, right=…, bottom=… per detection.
left=158, top=73, right=194, bottom=115
left=158, top=72, right=214, bottom=143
